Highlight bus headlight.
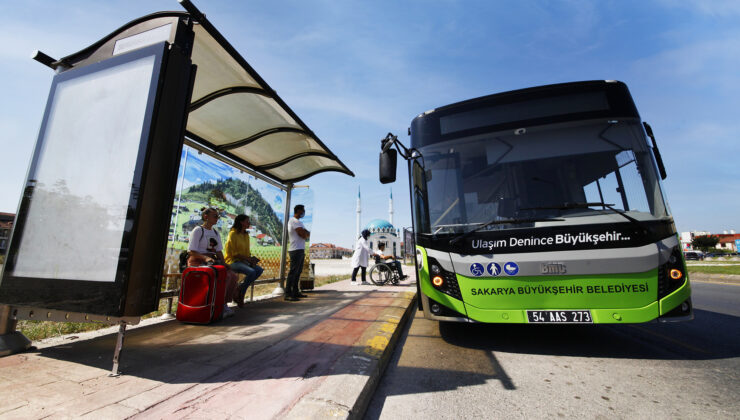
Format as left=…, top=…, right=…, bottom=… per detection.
left=659, top=247, right=687, bottom=299
left=430, top=302, right=441, bottom=314
left=426, top=257, right=462, bottom=300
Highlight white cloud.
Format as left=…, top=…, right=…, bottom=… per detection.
left=631, top=35, right=740, bottom=92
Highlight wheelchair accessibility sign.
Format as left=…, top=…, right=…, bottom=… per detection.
left=469, top=263, right=484, bottom=277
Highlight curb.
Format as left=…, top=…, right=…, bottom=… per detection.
left=285, top=291, right=417, bottom=419
left=689, top=272, right=740, bottom=286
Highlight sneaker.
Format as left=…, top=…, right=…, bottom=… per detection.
left=222, top=305, right=235, bottom=318
left=284, top=296, right=299, bottom=302
left=296, top=293, right=308, bottom=298
left=233, top=289, right=245, bottom=308
left=360, top=281, right=370, bottom=285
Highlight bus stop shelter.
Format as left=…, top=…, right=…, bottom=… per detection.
left=0, top=0, right=353, bottom=360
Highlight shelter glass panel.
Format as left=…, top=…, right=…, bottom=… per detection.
left=14, top=54, right=158, bottom=282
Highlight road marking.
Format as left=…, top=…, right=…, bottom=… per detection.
left=380, top=322, right=397, bottom=333
left=365, top=335, right=389, bottom=358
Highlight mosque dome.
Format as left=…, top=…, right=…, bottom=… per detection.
left=365, top=219, right=397, bottom=234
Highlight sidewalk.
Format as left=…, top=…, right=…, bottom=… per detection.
left=0, top=276, right=417, bottom=419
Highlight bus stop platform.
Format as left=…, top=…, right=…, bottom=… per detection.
left=0, top=277, right=417, bottom=419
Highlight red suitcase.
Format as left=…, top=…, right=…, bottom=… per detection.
left=177, top=265, right=228, bottom=324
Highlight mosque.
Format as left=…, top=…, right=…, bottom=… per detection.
left=355, top=187, right=402, bottom=257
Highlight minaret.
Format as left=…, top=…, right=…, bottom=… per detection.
left=389, top=188, right=394, bottom=226
left=356, top=186, right=361, bottom=240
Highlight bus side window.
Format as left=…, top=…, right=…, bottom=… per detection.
left=412, top=161, right=431, bottom=233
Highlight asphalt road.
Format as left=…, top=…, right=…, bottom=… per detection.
left=366, top=281, right=740, bottom=419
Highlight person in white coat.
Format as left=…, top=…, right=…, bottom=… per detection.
left=351, top=229, right=376, bottom=285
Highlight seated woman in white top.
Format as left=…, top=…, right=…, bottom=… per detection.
left=187, top=207, right=239, bottom=317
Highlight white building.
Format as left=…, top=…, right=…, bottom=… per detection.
left=365, top=219, right=402, bottom=258
left=355, top=188, right=402, bottom=257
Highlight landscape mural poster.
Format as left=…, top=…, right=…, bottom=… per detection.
left=166, top=146, right=313, bottom=279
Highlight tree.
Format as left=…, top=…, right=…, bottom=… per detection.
left=692, top=235, right=719, bottom=252
left=208, top=188, right=228, bottom=209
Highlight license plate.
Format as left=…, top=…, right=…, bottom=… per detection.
left=527, top=310, right=592, bottom=323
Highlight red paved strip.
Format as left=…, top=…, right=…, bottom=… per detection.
left=136, top=292, right=400, bottom=419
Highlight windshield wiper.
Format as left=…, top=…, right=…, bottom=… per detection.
left=521, top=202, right=651, bottom=234
left=449, top=217, right=564, bottom=246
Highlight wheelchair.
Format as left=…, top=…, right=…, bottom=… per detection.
left=368, top=255, right=402, bottom=286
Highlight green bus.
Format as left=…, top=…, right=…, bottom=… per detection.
left=379, top=81, right=692, bottom=324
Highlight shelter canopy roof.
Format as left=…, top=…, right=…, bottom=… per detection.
left=52, top=8, right=354, bottom=185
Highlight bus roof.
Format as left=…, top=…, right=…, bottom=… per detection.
left=411, top=80, right=641, bottom=146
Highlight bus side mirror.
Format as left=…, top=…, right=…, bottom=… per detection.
left=643, top=122, right=667, bottom=180
left=379, top=149, right=397, bottom=184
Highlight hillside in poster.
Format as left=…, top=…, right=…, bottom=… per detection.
left=182, top=177, right=283, bottom=243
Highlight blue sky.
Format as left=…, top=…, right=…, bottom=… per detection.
left=1, top=0, right=738, bottom=248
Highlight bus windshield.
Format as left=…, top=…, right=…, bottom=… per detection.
left=415, top=119, right=669, bottom=235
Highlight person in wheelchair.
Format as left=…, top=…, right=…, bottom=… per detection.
left=376, top=243, right=408, bottom=280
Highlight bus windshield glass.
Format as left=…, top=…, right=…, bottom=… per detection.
left=415, top=119, right=669, bottom=235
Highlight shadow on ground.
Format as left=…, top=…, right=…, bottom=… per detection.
left=437, top=308, right=740, bottom=360
left=24, top=290, right=405, bottom=385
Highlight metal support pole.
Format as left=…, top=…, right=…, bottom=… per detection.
left=161, top=265, right=176, bottom=319
left=0, top=305, right=15, bottom=336
left=0, top=305, right=31, bottom=357
left=172, top=147, right=189, bottom=244
left=109, top=322, right=127, bottom=377
left=275, top=183, right=293, bottom=295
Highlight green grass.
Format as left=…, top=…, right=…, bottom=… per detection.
left=17, top=298, right=175, bottom=341
left=247, top=274, right=349, bottom=299
left=17, top=319, right=107, bottom=341
left=314, top=274, right=351, bottom=287
left=687, top=265, right=740, bottom=276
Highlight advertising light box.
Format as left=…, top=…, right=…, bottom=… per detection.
left=0, top=41, right=194, bottom=316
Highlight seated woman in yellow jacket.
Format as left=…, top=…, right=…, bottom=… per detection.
left=224, top=214, right=264, bottom=307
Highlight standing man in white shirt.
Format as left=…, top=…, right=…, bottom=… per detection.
left=286, top=204, right=310, bottom=301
